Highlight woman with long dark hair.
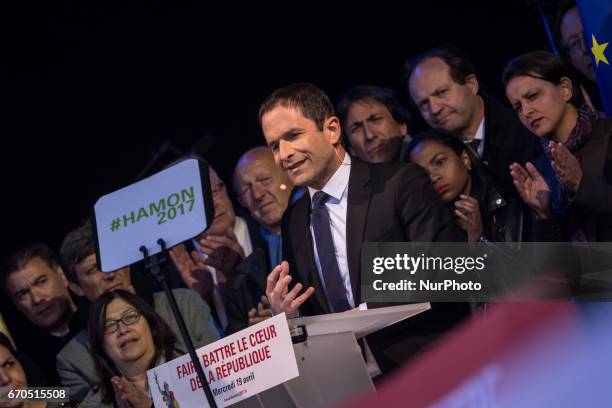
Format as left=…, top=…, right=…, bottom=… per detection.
left=504, top=51, right=612, bottom=242
left=83, top=290, right=181, bottom=407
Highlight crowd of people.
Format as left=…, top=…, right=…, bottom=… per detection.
left=1, top=1, right=610, bottom=406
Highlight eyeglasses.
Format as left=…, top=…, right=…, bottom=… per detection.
left=104, top=311, right=141, bottom=334
left=566, top=34, right=587, bottom=54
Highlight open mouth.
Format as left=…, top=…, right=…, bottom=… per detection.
left=286, top=159, right=306, bottom=174
left=119, top=338, right=139, bottom=349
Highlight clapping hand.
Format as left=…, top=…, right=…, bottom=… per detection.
left=454, top=194, right=484, bottom=242
left=169, top=243, right=215, bottom=303
left=510, top=162, right=552, bottom=219
left=198, top=228, right=245, bottom=282
left=248, top=295, right=273, bottom=326
left=550, top=141, right=583, bottom=192
left=111, top=376, right=152, bottom=408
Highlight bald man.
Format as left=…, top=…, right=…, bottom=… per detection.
left=223, top=147, right=296, bottom=334
left=233, top=147, right=294, bottom=237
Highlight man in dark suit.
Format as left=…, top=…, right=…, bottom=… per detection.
left=406, top=45, right=542, bottom=196
left=1, top=244, right=81, bottom=388
left=336, top=85, right=411, bottom=164
left=258, top=83, right=469, bottom=373
left=223, top=146, right=295, bottom=334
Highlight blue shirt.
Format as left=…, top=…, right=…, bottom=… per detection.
left=260, top=226, right=282, bottom=268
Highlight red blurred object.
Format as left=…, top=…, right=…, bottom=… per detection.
left=343, top=302, right=579, bottom=408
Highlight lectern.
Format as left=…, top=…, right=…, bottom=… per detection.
left=234, top=303, right=431, bottom=408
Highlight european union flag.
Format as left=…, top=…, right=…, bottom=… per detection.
left=577, top=0, right=612, bottom=115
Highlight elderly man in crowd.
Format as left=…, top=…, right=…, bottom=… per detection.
left=222, top=146, right=296, bottom=334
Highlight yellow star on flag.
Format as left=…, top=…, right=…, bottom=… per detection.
left=591, top=34, right=609, bottom=67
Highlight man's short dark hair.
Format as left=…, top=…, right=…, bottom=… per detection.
left=258, top=83, right=335, bottom=131
left=60, top=221, right=96, bottom=284
left=336, top=85, right=411, bottom=143
left=1, top=243, right=60, bottom=294
left=404, top=45, right=478, bottom=89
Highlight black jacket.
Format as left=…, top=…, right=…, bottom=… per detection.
left=224, top=246, right=270, bottom=335
left=535, top=118, right=612, bottom=242
left=223, top=216, right=270, bottom=335
left=470, top=161, right=526, bottom=244
left=481, top=93, right=542, bottom=196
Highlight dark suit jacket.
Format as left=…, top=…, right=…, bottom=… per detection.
left=574, top=118, right=612, bottom=242
left=224, top=246, right=270, bottom=335
left=281, top=157, right=470, bottom=372
left=481, top=93, right=543, bottom=197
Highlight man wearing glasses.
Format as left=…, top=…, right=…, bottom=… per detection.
left=555, top=0, right=604, bottom=111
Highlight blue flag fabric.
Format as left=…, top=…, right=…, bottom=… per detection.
left=577, top=0, right=612, bottom=115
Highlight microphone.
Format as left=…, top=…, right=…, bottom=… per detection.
left=331, top=131, right=350, bottom=166
left=280, top=184, right=287, bottom=190
left=334, top=144, right=350, bottom=166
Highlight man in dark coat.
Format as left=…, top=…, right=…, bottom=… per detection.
left=259, top=82, right=469, bottom=374
left=406, top=45, right=542, bottom=196
left=224, top=147, right=295, bottom=334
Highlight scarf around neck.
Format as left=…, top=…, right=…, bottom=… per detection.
left=542, top=107, right=602, bottom=240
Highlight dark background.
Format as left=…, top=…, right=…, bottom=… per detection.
left=2, top=1, right=563, bottom=270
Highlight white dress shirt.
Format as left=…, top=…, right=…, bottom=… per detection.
left=307, top=154, right=355, bottom=310
left=465, top=117, right=485, bottom=157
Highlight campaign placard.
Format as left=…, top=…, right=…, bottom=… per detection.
left=147, top=313, right=299, bottom=407
left=92, top=158, right=214, bottom=272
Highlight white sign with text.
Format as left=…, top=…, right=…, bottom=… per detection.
left=93, top=159, right=211, bottom=272
left=147, top=313, right=299, bottom=407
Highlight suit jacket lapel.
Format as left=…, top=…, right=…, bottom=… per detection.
left=346, top=158, right=372, bottom=304
left=292, top=194, right=331, bottom=314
